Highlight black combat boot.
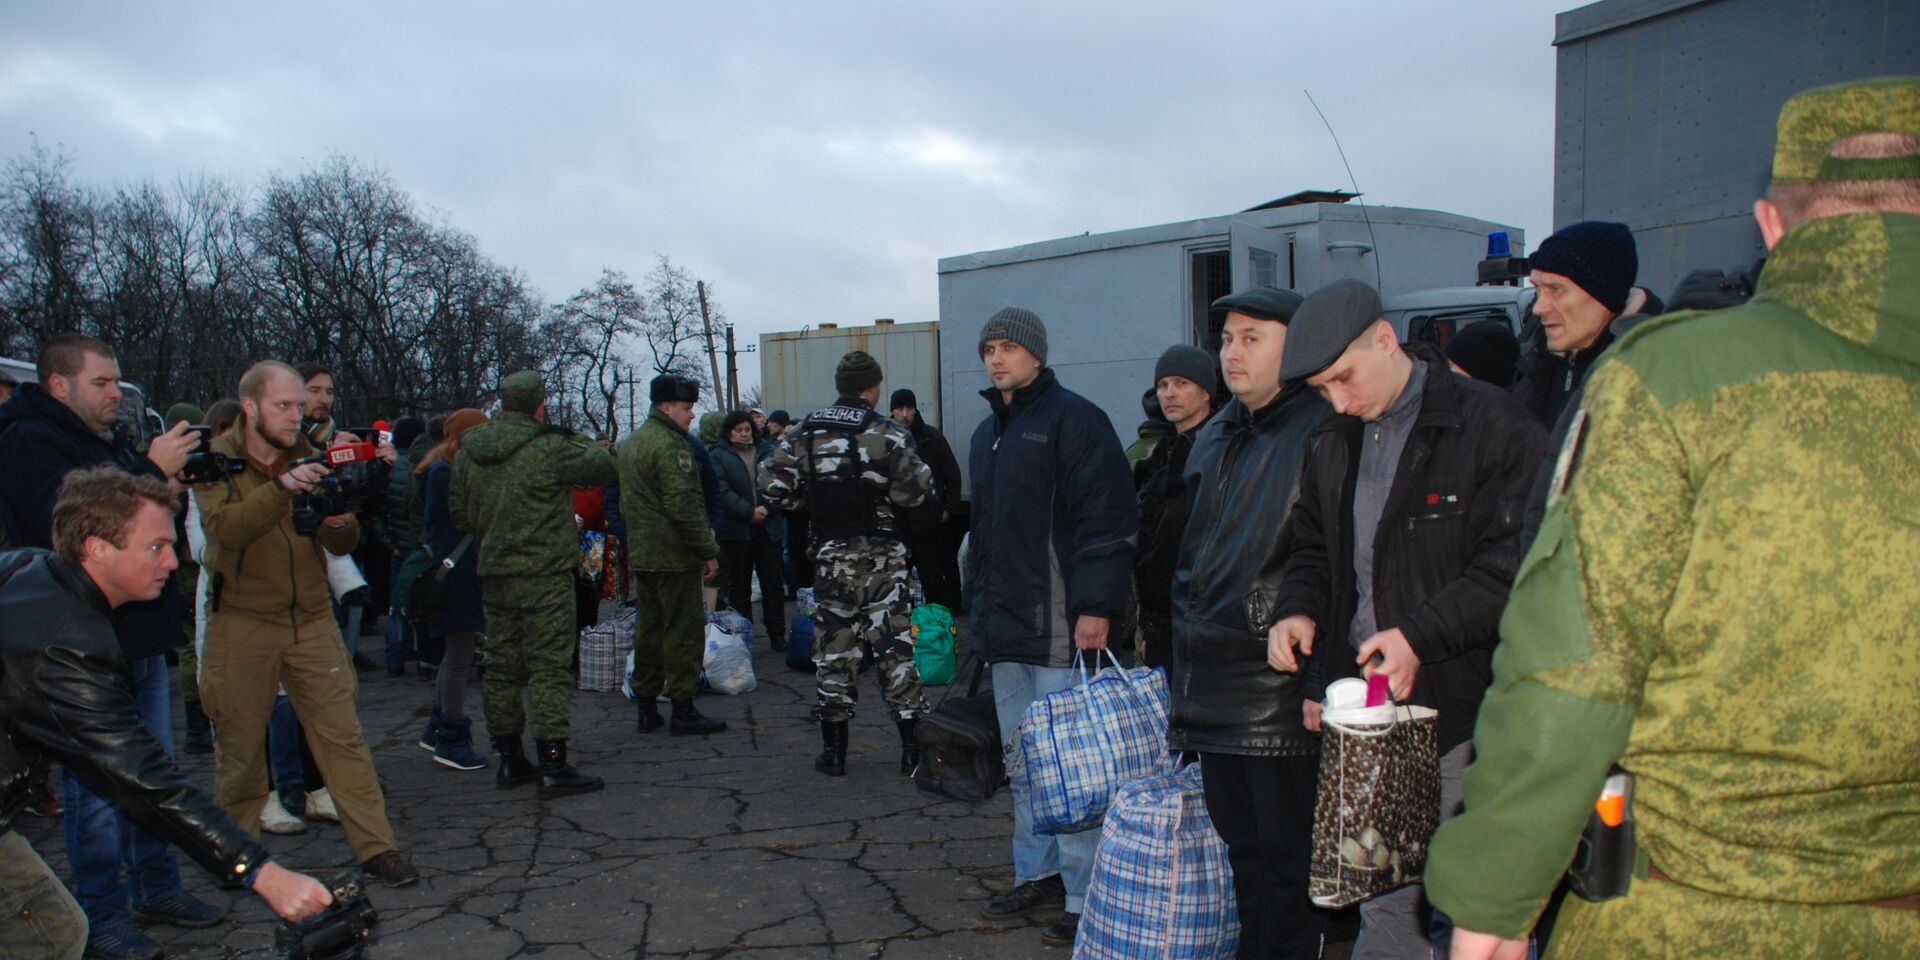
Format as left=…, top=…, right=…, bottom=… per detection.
left=897, top=718, right=922, bottom=777
left=182, top=700, right=214, bottom=755
left=637, top=701, right=666, bottom=733
left=493, top=735, right=539, bottom=790
left=814, top=719, right=849, bottom=777
left=668, top=699, right=727, bottom=736
left=533, top=739, right=604, bottom=798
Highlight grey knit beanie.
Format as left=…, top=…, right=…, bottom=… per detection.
left=1153, top=344, right=1217, bottom=396
left=979, top=307, right=1049, bottom=366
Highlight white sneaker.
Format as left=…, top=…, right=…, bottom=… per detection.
left=260, top=791, right=308, bottom=835
left=307, top=786, right=340, bottom=823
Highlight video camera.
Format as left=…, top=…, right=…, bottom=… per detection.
left=176, top=425, right=247, bottom=486
left=273, top=870, right=378, bottom=960
left=290, top=439, right=379, bottom=536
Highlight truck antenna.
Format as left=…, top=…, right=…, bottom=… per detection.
left=1304, top=89, right=1383, bottom=291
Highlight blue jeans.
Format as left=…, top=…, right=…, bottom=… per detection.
left=269, top=696, right=304, bottom=791
left=61, top=655, right=182, bottom=928
left=991, top=660, right=1101, bottom=914
left=336, top=600, right=363, bottom=660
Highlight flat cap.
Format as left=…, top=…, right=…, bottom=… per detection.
left=1278, top=279, right=1385, bottom=382
left=499, top=370, right=546, bottom=414
left=1772, top=75, right=1920, bottom=184
left=1210, top=286, right=1305, bottom=325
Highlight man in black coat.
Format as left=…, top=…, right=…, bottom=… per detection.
left=0, top=334, right=220, bottom=959
left=887, top=388, right=962, bottom=612
left=0, top=467, right=332, bottom=959
left=1165, top=288, right=1331, bottom=959
left=1252, top=280, right=1546, bottom=959
left=1131, top=343, right=1218, bottom=671
left=1509, top=220, right=1644, bottom=427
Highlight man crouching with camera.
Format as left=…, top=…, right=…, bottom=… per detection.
left=194, top=361, right=417, bottom=886
left=1, top=466, right=333, bottom=959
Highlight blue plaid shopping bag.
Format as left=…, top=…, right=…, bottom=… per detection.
left=1076, top=762, right=1238, bottom=960
left=1020, top=649, right=1171, bottom=835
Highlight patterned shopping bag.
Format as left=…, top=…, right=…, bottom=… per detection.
left=1308, top=703, right=1441, bottom=908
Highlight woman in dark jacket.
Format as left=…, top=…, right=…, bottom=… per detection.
left=416, top=408, right=489, bottom=770
left=714, top=410, right=787, bottom=646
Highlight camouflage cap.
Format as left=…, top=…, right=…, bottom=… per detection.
left=1772, top=75, right=1920, bottom=184
left=498, top=370, right=545, bottom=414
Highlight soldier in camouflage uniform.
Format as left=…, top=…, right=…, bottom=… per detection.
left=1430, top=77, right=1920, bottom=959
left=450, top=370, right=616, bottom=798
left=760, top=350, right=935, bottom=777
left=618, top=374, right=728, bottom=736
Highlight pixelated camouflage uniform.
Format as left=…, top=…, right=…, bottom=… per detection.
left=1427, top=92, right=1920, bottom=954
left=619, top=409, right=720, bottom=704
left=760, top=397, right=934, bottom=722
left=450, top=411, right=615, bottom=740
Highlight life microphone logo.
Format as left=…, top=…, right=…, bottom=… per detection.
left=325, top=442, right=376, bottom=466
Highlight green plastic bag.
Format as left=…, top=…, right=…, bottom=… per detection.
left=911, top=603, right=957, bottom=686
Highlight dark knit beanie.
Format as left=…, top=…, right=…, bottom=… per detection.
left=1528, top=221, right=1638, bottom=315
left=164, top=402, right=204, bottom=428
left=767, top=409, right=791, bottom=426
left=1444, top=322, right=1521, bottom=388
left=835, top=350, right=884, bottom=396
left=392, top=415, right=427, bottom=449
left=889, top=388, right=917, bottom=410
left=978, top=307, right=1049, bottom=365
left=1153, top=345, right=1217, bottom=396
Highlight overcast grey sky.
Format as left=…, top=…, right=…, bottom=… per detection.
left=1, top=1, right=1561, bottom=392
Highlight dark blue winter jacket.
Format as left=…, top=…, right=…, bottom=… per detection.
left=964, top=368, right=1136, bottom=668
left=0, top=383, right=182, bottom=659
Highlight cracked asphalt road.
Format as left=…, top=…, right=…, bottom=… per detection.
left=19, top=610, right=1358, bottom=958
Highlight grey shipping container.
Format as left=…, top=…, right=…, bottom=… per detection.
left=759, top=319, right=942, bottom=430
left=1553, top=0, right=1920, bottom=300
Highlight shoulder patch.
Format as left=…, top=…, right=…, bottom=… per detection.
left=1547, top=408, right=1589, bottom=509
left=676, top=450, right=694, bottom=474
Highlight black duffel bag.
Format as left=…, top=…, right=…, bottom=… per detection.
left=914, top=657, right=1005, bottom=802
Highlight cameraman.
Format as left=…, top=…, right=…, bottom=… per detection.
left=1, top=466, right=332, bottom=960
left=194, top=361, right=418, bottom=887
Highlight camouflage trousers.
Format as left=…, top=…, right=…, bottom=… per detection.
left=812, top=538, right=927, bottom=723
left=1550, top=870, right=1920, bottom=958
left=480, top=573, right=577, bottom=740
left=632, top=568, right=706, bottom=704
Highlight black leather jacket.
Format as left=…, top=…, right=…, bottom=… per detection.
left=1166, top=383, right=1329, bottom=756
left=0, top=549, right=267, bottom=884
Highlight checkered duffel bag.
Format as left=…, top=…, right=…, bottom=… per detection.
left=1076, top=761, right=1238, bottom=960
left=1020, top=650, right=1170, bottom=835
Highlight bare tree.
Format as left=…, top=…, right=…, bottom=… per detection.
left=548, top=268, right=644, bottom=437
left=640, top=255, right=712, bottom=388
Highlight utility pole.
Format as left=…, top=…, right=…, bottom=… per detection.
left=697, top=280, right=723, bottom=406
left=724, top=324, right=739, bottom=410
left=624, top=363, right=636, bottom=435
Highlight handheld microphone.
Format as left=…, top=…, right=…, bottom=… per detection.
left=373, top=419, right=393, bottom=448
left=292, top=441, right=377, bottom=469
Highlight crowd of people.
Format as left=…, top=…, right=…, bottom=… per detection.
left=0, top=75, right=1916, bottom=960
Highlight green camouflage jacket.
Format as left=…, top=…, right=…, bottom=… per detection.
left=619, top=409, right=719, bottom=572
left=449, top=411, right=615, bottom=578
left=1428, top=212, right=1920, bottom=938
left=758, top=396, right=932, bottom=557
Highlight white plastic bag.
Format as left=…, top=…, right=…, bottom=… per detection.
left=701, top=624, right=757, bottom=695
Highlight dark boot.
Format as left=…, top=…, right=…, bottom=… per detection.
left=493, top=735, right=538, bottom=790
left=668, top=699, right=726, bottom=736
left=637, top=701, right=665, bottom=733
left=814, top=719, right=848, bottom=777
left=533, top=739, right=604, bottom=798
left=897, top=718, right=922, bottom=777
left=182, top=700, right=214, bottom=755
